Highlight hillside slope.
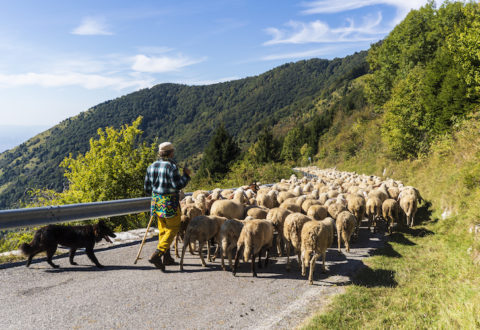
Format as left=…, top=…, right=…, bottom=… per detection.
left=0, top=52, right=368, bottom=209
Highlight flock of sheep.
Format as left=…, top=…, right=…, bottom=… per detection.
left=174, top=167, right=423, bottom=284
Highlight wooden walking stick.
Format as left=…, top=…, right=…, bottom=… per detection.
left=134, top=213, right=156, bottom=264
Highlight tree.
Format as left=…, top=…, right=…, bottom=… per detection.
left=198, top=123, right=240, bottom=179
left=248, top=128, right=280, bottom=164
left=29, top=116, right=157, bottom=230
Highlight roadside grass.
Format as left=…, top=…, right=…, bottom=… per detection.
left=303, top=215, right=480, bottom=329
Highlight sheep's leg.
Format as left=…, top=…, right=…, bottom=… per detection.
left=344, top=232, right=350, bottom=253
left=257, top=247, right=262, bottom=269
left=297, top=249, right=302, bottom=269
left=264, top=247, right=270, bottom=267
left=309, top=253, right=320, bottom=285
left=180, top=234, right=190, bottom=271
left=301, top=251, right=307, bottom=277
left=337, top=230, right=342, bottom=253
left=207, top=240, right=212, bottom=262
left=212, top=237, right=220, bottom=262
left=232, top=245, right=243, bottom=276
left=189, top=241, right=196, bottom=255
left=251, top=244, right=257, bottom=277
left=198, top=241, right=207, bottom=267
left=286, top=241, right=291, bottom=271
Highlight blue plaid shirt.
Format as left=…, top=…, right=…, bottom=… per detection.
left=144, top=159, right=190, bottom=195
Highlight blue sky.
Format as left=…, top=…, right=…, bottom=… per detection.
left=0, top=0, right=431, bottom=128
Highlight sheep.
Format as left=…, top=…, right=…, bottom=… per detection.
left=319, top=193, right=329, bottom=205
left=336, top=211, right=357, bottom=253
left=256, top=191, right=278, bottom=209
left=232, top=219, right=274, bottom=277
left=301, top=199, right=322, bottom=214
left=279, top=201, right=302, bottom=213
left=195, top=193, right=207, bottom=215
left=387, top=187, right=400, bottom=200
left=366, top=196, right=382, bottom=232
left=327, top=202, right=347, bottom=220
left=175, top=205, right=203, bottom=258
left=347, top=194, right=366, bottom=235
left=179, top=215, right=227, bottom=271
left=283, top=213, right=312, bottom=271
left=193, top=190, right=209, bottom=200
left=218, top=219, right=244, bottom=270
left=399, top=190, right=419, bottom=228
left=277, top=191, right=295, bottom=204
left=210, top=192, right=245, bottom=219
left=368, top=184, right=389, bottom=203
left=300, top=217, right=335, bottom=284
left=266, top=207, right=292, bottom=256
left=246, top=206, right=269, bottom=219
left=307, top=205, right=329, bottom=220
left=382, top=199, right=400, bottom=234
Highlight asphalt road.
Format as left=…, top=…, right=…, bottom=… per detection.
left=0, top=228, right=385, bottom=329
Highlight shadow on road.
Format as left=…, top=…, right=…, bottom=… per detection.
left=45, top=264, right=154, bottom=272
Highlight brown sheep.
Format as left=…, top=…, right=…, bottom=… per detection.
left=232, top=220, right=274, bottom=277
left=301, top=217, right=335, bottom=284
left=336, top=211, right=357, bottom=253
left=382, top=199, right=400, bottom=234
left=179, top=215, right=227, bottom=271
left=283, top=213, right=312, bottom=271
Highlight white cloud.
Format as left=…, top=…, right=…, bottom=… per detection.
left=132, top=54, right=205, bottom=73
left=72, top=17, right=113, bottom=36
left=0, top=72, right=152, bottom=90
left=179, top=76, right=240, bottom=86
left=301, top=0, right=428, bottom=24
left=264, top=13, right=384, bottom=45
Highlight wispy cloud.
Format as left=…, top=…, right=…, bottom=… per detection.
left=72, top=17, right=113, bottom=36
left=132, top=54, right=206, bottom=73
left=301, top=0, right=427, bottom=24
left=264, top=12, right=384, bottom=45
left=0, top=72, right=152, bottom=90
left=179, top=76, right=240, bottom=86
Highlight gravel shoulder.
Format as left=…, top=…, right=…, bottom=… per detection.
left=0, top=226, right=385, bottom=329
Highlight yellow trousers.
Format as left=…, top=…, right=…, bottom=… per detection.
left=155, top=209, right=181, bottom=252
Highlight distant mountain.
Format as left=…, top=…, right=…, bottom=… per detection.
left=0, top=51, right=368, bottom=209
left=0, top=125, right=49, bottom=153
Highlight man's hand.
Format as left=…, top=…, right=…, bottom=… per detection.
left=184, top=167, right=191, bottom=176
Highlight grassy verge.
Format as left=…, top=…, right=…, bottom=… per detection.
left=303, top=216, right=480, bottom=329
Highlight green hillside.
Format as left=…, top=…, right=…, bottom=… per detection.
left=0, top=52, right=368, bottom=209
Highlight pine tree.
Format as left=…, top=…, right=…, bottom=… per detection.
left=198, top=123, right=240, bottom=179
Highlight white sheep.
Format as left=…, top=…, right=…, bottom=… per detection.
left=336, top=211, right=357, bottom=253
left=218, top=219, right=244, bottom=270
left=283, top=213, right=312, bottom=271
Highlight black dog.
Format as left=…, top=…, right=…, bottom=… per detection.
left=20, top=220, right=116, bottom=268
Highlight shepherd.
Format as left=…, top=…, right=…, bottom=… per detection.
left=144, top=141, right=191, bottom=271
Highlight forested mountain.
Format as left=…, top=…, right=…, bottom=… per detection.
left=0, top=51, right=368, bottom=209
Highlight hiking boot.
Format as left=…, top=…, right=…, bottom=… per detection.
left=149, top=249, right=165, bottom=272
left=163, top=249, right=178, bottom=266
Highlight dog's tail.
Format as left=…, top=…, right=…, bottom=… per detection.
left=20, top=242, right=35, bottom=256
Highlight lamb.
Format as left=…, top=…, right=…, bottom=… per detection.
left=256, top=190, right=279, bottom=209
left=336, top=211, right=357, bottom=253
left=279, top=201, right=302, bottom=213
left=265, top=207, right=292, bottom=256
left=218, top=219, right=244, bottom=270
left=283, top=213, right=312, bottom=271
left=277, top=191, right=295, bottom=204
left=301, top=199, right=322, bottom=214
left=382, top=199, right=400, bottom=234
left=300, top=217, right=335, bottom=284
left=179, top=215, right=227, bottom=271
left=232, top=219, right=274, bottom=277
left=366, top=196, right=382, bottom=232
